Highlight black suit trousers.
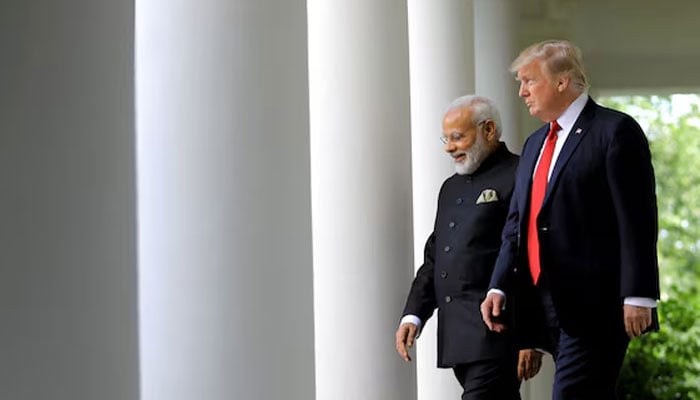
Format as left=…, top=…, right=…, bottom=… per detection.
left=452, top=353, right=520, bottom=400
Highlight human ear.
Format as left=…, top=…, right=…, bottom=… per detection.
left=557, top=74, right=571, bottom=92
left=484, top=121, right=496, bottom=140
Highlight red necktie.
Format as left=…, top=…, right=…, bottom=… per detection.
left=527, top=121, right=561, bottom=284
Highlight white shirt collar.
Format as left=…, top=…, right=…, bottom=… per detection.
left=555, top=92, right=588, bottom=133
left=534, top=92, right=590, bottom=180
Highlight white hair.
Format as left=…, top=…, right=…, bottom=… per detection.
left=445, top=95, right=502, bottom=139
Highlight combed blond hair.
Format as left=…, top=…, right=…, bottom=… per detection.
left=510, top=40, right=589, bottom=93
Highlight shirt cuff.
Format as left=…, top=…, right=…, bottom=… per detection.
left=400, top=315, right=423, bottom=338
left=487, top=288, right=507, bottom=308
left=623, top=297, right=657, bottom=308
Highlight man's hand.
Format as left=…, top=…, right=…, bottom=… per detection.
left=395, top=323, right=418, bottom=362
left=517, top=349, right=543, bottom=381
left=623, top=304, right=652, bottom=339
left=480, top=292, right=507, bottom=332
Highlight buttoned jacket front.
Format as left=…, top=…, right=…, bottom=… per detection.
left=402, top=144, right=519, bottom=367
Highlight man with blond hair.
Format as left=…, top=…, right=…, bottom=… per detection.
left=480, top=40, right=660, bottom=399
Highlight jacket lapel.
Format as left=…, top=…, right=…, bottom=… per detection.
left=543, top=97, right=598, bottom=205
left=518, top=124, right=549, bottom=217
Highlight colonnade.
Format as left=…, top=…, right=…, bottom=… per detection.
left=3, top=0, right=552, bottom=399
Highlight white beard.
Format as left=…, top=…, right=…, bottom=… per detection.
left=453, top=134, right=489, bottom=175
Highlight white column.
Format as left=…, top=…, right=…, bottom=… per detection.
left=308, top=1, right=415, bottom=399
left=136, top=1, right=315, bottom=399
left=474, top=0, right=523, bottom=151
left=474, top=2, right=555, bottom=398
left=0, top=1, right=139, bottom=399
left=407, top=1, right=475, bottom=399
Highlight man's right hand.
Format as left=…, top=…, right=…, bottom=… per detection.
left=395, top=323, right=418, bottom=362
left=480, top=292, right=507, bottom=332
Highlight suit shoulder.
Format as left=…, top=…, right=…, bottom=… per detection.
left=594, top=103, right=641, bottom=126
left=592, top=104, right=647, bottom=141
left=443, top=173, right=459, bottom=185
left=498, top=148, right=519, bottom=170
left=440, top=173, right=461, bottom=193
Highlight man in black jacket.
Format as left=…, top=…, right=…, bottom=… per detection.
left=396, top=95, right=542, bottom=400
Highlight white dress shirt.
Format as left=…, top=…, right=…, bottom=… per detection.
left=490, top=92, right=655, bottom=308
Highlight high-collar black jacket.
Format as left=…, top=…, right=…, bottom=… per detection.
left=401, top=143, right=524, bottom=367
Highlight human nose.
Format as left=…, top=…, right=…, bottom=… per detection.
left=518, top=81, right=528, bottom=97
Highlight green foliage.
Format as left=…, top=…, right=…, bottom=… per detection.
left=618, top=292, right=700, bottom=399
left=599, top=95, right=700, bottom=400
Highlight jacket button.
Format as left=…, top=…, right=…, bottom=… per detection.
left=445, top=296, right=452, bottom=303
left=440, top=271, right=447, bottom=278
left=540, top=226, right=549, bottom=232
left=444, top=246, right=451, bottom=252
left=456, top=198, right=463, bottom=205
left=448, top=221, right=455, bottom=228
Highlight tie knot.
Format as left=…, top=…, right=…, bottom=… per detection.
left=548, top=121, right=561, bottom=139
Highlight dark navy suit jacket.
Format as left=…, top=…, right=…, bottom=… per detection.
left=489, top=98, right=660, bottom=338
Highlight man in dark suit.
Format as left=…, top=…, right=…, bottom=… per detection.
left=480, top=40, right=660, bottom=399
left=396, top=95, right=543, bottom=400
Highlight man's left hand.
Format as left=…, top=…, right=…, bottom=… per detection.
left=517, top=349, right=543, bottom=381
left=623, top=304, right=652, bottom=339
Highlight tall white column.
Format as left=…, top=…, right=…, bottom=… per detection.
left=308, top=1, right=415, bottom=399
left=474, top=0, right=523, bottom=151
left=0, top=1, right=139, bottom=399
left=136, top=1, right=315, bottom=399
left=406, top=1, right=475, bottom=399
left=474, top=2, right=555, bottom=398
